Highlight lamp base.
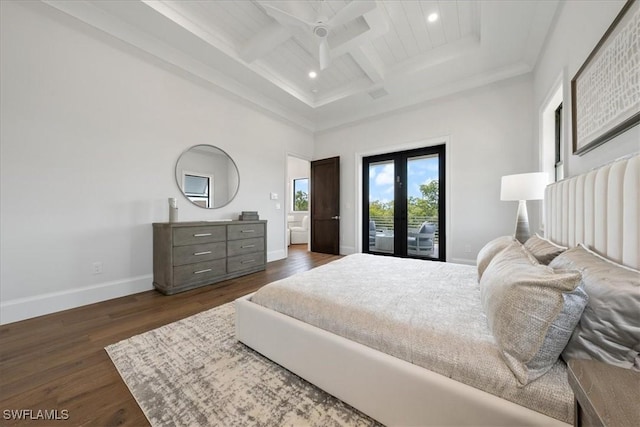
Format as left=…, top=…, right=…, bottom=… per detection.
left=514, top=200, right=530, bottom=243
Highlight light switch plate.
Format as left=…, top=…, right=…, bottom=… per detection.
left=270, top=192, right=278, bottom=200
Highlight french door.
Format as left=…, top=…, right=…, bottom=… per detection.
left=363, top=145, right=445, bottom=261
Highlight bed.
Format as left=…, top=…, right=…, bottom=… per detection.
left=236, top=153, right=639, bottom=426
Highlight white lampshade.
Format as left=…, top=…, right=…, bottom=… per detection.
left=500, top=172, right=549, bottom=201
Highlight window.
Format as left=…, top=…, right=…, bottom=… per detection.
left=293, top=178, right=309, bottom=211
left=541, top=83, right=563, bottom=183
left=554, top=103, right=564, bottom=181
left=183, top=173, right=212, bottom=208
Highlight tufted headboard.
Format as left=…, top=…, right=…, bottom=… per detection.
left=544, top=153, right=639, bottom=270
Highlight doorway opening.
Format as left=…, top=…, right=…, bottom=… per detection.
left=286, top=155, right=310, bottom=254
left=363, top=145, right=445, bottom=261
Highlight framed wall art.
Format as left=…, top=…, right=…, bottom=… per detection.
left=571, top=0, right=639, bottom=155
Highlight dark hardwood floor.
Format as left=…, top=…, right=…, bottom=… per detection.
left=0, top=245, right=339, bottom=426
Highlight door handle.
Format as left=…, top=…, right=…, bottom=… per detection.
left=331, top=216, right=340, bottom=220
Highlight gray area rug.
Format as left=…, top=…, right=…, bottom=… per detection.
left=105, top=302, right=380, bottom=427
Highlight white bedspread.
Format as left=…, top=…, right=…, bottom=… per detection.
left=251, top=254, right=573, bottom=423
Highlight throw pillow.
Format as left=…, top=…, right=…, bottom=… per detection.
left=476, top=236, right=515, bottom=280
left=480, top=241, right=587, bottom=386
left=524, top=233, right=567, bottom=265
left=550, top=244, right=640, bottom=370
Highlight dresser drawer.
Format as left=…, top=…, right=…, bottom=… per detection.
left=153, top=220, right=266, bottom=295
left=228, top=252, right=265, bottom=273
left=173, top=241, right=226, bottom=266
left=227, top=237, right=264, bottom=257
left=173, top=226, right=226, bottom=246
left=228, top=223, right=265, bottom=241
left=173, top=259, right=226, bottom=285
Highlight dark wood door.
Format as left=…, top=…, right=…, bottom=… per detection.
left=311, top=156, right=340, bottom=254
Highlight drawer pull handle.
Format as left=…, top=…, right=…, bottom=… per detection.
left=241, top=230, right=255, bottom=233
left=194, top=233, right=212, bottom=237
left=194, top=251, right=212, bottom=256
left=193, top=269, right=212, bottom=275
left=241, top=259, right=255, bottom=264
left=241, top=245, right=256, bottom=249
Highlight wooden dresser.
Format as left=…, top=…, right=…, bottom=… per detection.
left=153, top=220, right=267, bottom=295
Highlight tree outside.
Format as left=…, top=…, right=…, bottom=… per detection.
left=294, top=190, right=308, bottom=211
left=370, top=180, right=439, bottom=229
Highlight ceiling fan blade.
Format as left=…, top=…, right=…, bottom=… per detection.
left=262, top=4, right=314, bottom=31
left=319, top=39, right=330, bottom=70
left=327, top=0, right=376, bottom=28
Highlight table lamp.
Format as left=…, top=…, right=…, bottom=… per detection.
left=500, top=172, right=549, bottom=243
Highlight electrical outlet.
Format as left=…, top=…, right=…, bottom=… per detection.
left=92, top=262, right=103, bottom=275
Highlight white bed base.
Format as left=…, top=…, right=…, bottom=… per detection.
left=236, top=293, right=567, bottom=426
left=236, top=153, right=638, bottom=426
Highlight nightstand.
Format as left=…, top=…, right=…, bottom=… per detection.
left=567, top=359, right=640, bottom=427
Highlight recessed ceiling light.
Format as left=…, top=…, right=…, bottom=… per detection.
left=311, top=89, right=318, bottom=94
left=427, top=13, right=438, bottom=23
left=308, top=71, right=318, bottom=79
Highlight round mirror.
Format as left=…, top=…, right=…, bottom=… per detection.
left=175, top=144, right=240, bottom=209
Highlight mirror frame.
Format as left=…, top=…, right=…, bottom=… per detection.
left=175, top=144, right=240, bottom=209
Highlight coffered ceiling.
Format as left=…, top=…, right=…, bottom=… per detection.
left=42, top=0, right=561, bottom=132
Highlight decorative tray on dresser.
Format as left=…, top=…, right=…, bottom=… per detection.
left=153, top=220, right=267, bottom=295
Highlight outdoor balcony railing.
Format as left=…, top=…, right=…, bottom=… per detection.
left=369, top=215, right=439, bottom=244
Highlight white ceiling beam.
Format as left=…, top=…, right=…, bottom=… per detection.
left=331, top=8, right=388, bottom=58
left=240, top=23, right=291, bottom=63
left=350, top=47, right=384, bottom=83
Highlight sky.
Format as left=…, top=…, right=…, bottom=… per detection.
left=369, top=156, right=439, bottom=202
left=294, top=178, right=309, bottom=195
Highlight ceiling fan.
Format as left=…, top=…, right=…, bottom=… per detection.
left=260, top=0, right=377, bottom=70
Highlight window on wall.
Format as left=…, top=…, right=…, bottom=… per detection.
left=293, top=178, right=309, bottom=211
left=554, top=103, right=564, bottom=182
left=541, top=83, right=563, bottom=183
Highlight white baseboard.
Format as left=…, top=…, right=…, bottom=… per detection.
left=268, top=249, right=286, bottom=262
left=0, top=274, right=154, bottom=325
left=340, top=245, right=356, bottom=255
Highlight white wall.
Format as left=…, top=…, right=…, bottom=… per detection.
left=0, top=1, right=313, bottom=323
left=314, top=74, right=536, bottom=263
left=533, top=0, right=639, bottom=177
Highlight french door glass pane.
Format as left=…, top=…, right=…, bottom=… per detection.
left=368, top=160, right=394, bottom=253
left=407, top=154, right=439, bottom=259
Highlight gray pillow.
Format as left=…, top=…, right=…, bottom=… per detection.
left=549, top=244, right=640, bottom=370
left=480, top=241, right=587, bottom=386
left=476, top=236, right=515, bottom=280
left=524, top=233, right=567, bottom=265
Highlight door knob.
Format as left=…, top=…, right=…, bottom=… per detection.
left=331, top=216, right=340, bottom=220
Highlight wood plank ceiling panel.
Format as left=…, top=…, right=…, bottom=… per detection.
left=379, top=2, right=408, bottom=63
left=438, top=1, right=461, bottom=43
left=403, top=0, right=434, bottom=53
left=183, top=1, right=246, bottom=47
left=457, top=1, right=477, bottom=38
left=385, top=0, right=421, bottom=58
left=420, top=1, right=446, bottom=47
